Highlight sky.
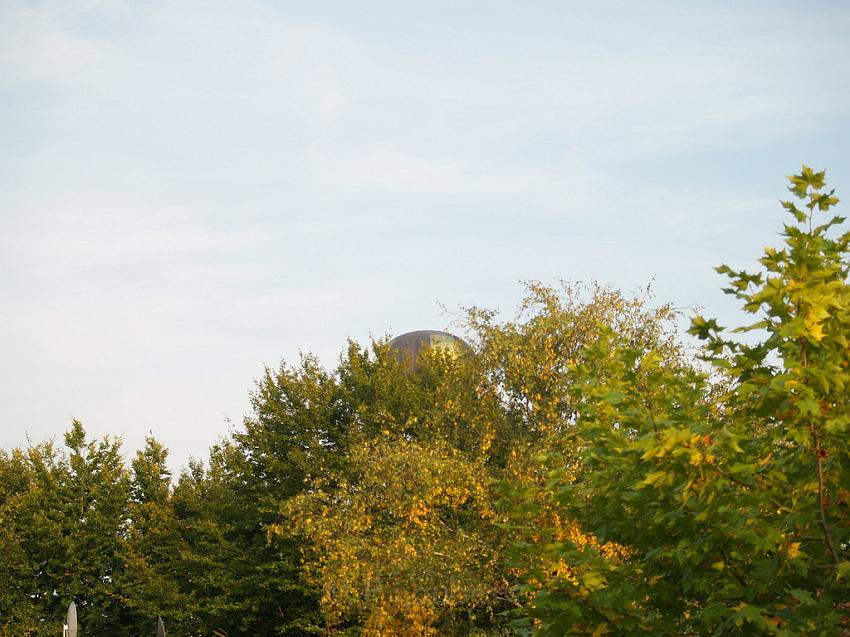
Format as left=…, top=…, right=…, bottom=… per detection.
left=2, top=0, right=850, bottom=473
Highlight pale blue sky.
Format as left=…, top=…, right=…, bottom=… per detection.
left=2, top=1, right=849, bottom=471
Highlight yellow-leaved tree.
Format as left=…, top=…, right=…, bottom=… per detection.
left=261, top=282, right=685, bottom=636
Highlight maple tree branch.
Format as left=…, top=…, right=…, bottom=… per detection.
left=800, top=341, right=840, bottom=566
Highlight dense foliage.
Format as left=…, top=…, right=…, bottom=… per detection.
left=1, top=168, right=847, bottom=635
left=508, top=168, right=850, bottom=635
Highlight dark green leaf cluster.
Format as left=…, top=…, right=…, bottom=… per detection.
left=0, top=422, right=322, bottom=636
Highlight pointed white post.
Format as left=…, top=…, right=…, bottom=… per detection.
left=65, top=601, right=77, bottom=637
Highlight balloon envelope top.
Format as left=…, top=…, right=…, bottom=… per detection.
left=66, top=602, right=77, bottom=637
left=387, top=330, right=470, bottom=370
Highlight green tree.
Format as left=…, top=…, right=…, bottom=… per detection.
left=272, top=284, right=682, bottom=636
left=60, top=422, right=131, bottom=634
left=168, top=440, right=323, bottom=637
left=510, top=167, right=850, bottom=635
left=0, top=446, right=44, bottom=635
left=113, top=437, right=192, bottom=632
left=0, top=422, right=131, bottom=636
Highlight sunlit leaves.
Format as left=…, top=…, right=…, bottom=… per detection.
left=510, top=167, right=850, bottom=635
left=283, top=437, right=500, bottom=635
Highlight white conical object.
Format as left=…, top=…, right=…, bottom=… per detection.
left=156, top=616, right=166, bottom=637
left=66, top=602, right=77, bottom=637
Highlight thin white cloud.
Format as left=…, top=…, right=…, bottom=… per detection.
left=1, top=0, right=848, bottom=471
